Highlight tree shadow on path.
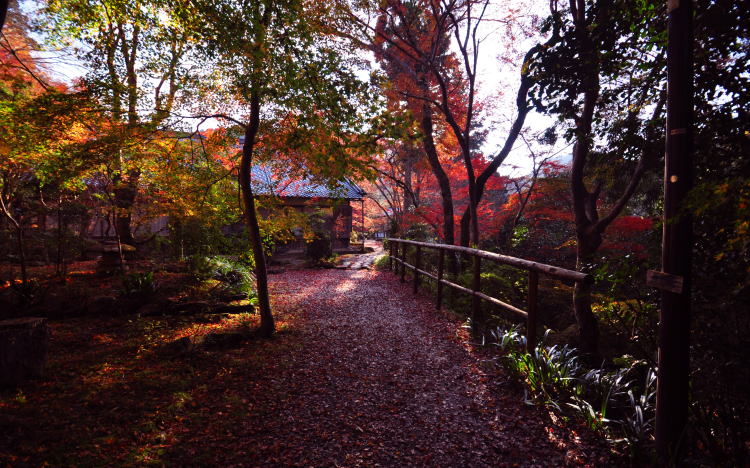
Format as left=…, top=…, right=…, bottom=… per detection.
left=161, top=268, right=615, bottom=467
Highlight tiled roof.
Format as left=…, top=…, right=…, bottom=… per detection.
left=250, top=165, right=366, bottom=199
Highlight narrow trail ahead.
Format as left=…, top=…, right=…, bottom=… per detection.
left=236, top=265, right=612, bottom=467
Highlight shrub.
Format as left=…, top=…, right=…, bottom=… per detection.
left=120, top=272, right=158, bottom=300
left=489, top=326, right=656, bottom=459
left=306, top=236, right=332, bottom=262
left=188, top=255, right=216, bottom=282
left=188, top=255, right=256, bottom=298
left=211, top=256, right=255, bottom=297
left=305, top=211, right=332, bottom=262
left=373, top=254, right=391, bottom=271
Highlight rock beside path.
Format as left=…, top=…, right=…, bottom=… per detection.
left=0, top=317, right=49, bottom=387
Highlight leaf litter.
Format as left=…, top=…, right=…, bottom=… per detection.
left=0, top=267, right=615, bottom=466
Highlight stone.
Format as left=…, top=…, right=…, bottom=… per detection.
left=96, top=243, right=137, bottom=275
left=169, top=301, right=211, bottom=315
left=201, top=332, right=247, bottom=350
left=136, top=302, right=168, bottom=317
left=161, top=331, right=249, bottom=356
left=162, top=336, right=199, bottom=356
left=216, top=293, right=248, bottom=303
left=88, top=296, right=118, bottom=316
left=0, top=317, right=50, bottom=387
left=212, top=304, right=254, bottom=315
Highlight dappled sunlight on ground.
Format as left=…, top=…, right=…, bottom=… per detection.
left=1, top=263, right=613, bottom=466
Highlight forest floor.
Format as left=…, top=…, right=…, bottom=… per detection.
left=0, top=251, right=616, bottom=466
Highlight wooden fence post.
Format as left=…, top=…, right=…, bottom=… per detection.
left=413, top=245, right=421, bottom=293
left=389, top=240, right=394, bottom=272
left=400, top=242, right=406, bottom=283
left=656, top=0, right=693, bottom=461
left=471, top=254, right=482, bottom=336
left=437, top=248, right=445, bottom=310
left=527, top=271, right=539, bottom=353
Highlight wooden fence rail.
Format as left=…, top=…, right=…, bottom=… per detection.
left=385, top=238, right=592, bottom=352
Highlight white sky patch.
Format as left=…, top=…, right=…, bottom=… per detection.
left=463, top=0, right=570, bottom=177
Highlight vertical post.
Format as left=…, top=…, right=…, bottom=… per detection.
left=389, top=240, right=395, bottom=272
left=657, top=0, right=693, bottom=463
left=361, top=199, right=365, bottom=253
left=527, top=271, right=539, bottom=353
left=413, top=244, right=421, bottom=293
left=436, top=248, right=445, bottom=310
left=400, top=242, right=406, bottom=283
left=471, top=254, right=482, bottom=336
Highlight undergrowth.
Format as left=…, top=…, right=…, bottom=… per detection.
left=188, top=255, right=257, bottom=299
left=490, top=327, right=657, bottom=463
left=373, top=254, right=391, bottom=271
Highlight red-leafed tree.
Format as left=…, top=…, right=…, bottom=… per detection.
left=336, top=0, right=560, bottom=250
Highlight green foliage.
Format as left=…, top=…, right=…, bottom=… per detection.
left=480, top=264, right=527, bottom=305
left=170, top=218, right=243, bottom=259
left=210, top=256, right=256, bottom=298
left=373, top=255, right=391, bottom=271
left=402, top=223, right=434, bottom=242
left=591, top=254, right=659, bottom=359
left=188, top=255, right=256, bottom=299
left=306, top=237, right=332, bottom=263
left=510, top=225, right=530, bottom=249
left=490, top=327, right=657, bottom=458
left=492, top=328, right=581, bottom=406
left=120, top=272, right=158, bottom=300
left=188, top=255, right=215, bottom=282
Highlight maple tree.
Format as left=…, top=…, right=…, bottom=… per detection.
left=334, top=0, right=461, bottom=246
left=41, top=0, right=195, bottom=246
left=0, top=1, right=92, bottom=283
left=337, top=0, right=560, bottom=251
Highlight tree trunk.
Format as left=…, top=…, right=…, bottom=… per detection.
left=419, top=103, right=454, bottom=246
left=573, top=231, right=601, bottom=357
left=56, top=198, right=64, bottom=277
left=459, top=209, right=471, bottom=247
left=0, top=2, right=8, bottom=33
left=111, top=208, right=125, bottom=269
left=113, top=170, right=141, bottom=245
left=240, top=88, right=274, bottom=337
left=14, top=224, right=27, bottom=286
left=113, top=170, right=139, bottom=245
left=569, top=1, right=602, bottom=355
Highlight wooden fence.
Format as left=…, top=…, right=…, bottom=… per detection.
left=385, top=238, right=592, bottom=351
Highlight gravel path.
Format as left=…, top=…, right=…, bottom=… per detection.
left=238, top=268, right=612, bottom=467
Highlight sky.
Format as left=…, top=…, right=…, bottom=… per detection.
left=468, top=0, right=572, bottom=177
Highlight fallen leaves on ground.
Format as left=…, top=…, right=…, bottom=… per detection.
left=0, top=267, right=616, bottom=466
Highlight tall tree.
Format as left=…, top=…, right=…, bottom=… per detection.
left=185, top=0, right=384, bottom=336
left=364, top=0, right=460, bottom=246
left=336, top=0, right=546, bottom=250
left=529, top=0, right=666, bottom=354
